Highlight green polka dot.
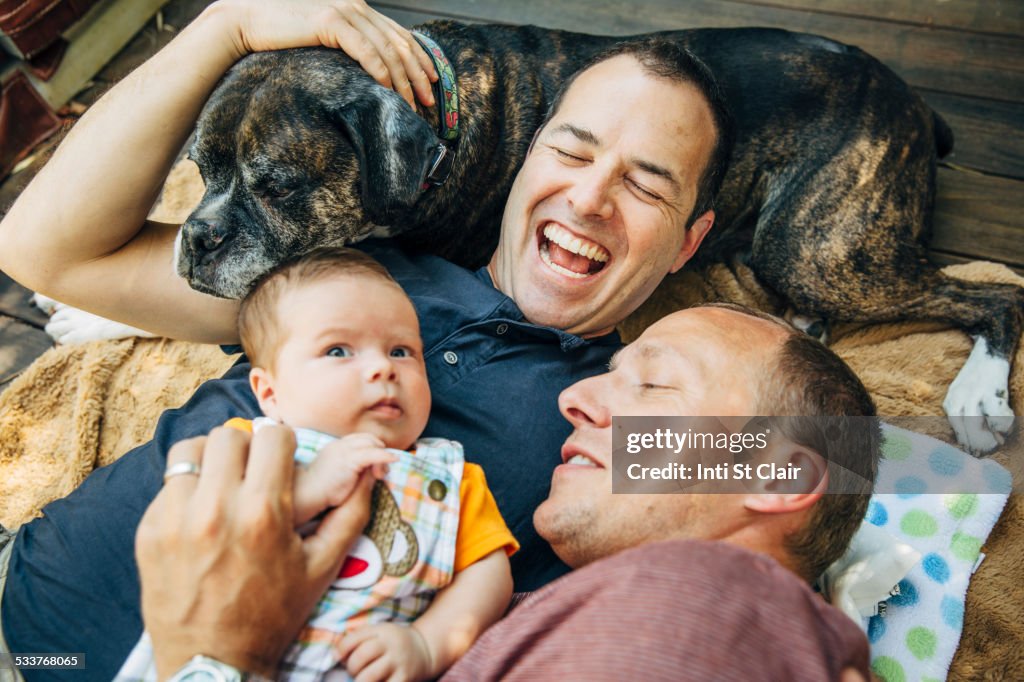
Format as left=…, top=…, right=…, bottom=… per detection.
left=883, top=432, right=912, bottom=460
left=900, top=509, right=938, bottom=537
left=923, top=677, right=942, bottom=682
left=951, top=532, right=983, bottom=561
left=944, top=494, right=978, bottom=519
left=872, top=656, right=906, bottom=682
left=906, top=626, right=937, bottom=660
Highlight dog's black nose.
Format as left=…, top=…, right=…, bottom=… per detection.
left=183, top=219, right=232, bottom=262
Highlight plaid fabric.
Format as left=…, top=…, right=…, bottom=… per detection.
left=115, top=425, right=464, bottom=682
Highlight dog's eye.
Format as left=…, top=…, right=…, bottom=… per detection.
left=264, top=184, right=295, bottom=200
left=326, top=346, right=353, bottom=358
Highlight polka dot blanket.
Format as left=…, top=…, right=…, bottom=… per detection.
left=865, top=424, right=1011, bottom=682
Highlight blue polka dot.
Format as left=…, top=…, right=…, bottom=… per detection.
left=922, top=553, right=950, bottom=584
left=867, top=500, right=888, bottom=526
left=982, top=462, right=1012, bottom=493
left=889, top=579, right=919, bottom=607
left=929, top=447, right=963, bottom=477
left=895, top=476, right=926, bottom=498
left=941, top=596, right=964, bottom=629
left=868, top=615, right=886, bottom=643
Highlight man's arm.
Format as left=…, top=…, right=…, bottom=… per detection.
left=0, top=0, right=436, bottom=343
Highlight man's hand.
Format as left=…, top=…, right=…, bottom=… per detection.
left=293, top=432, right=396, bottom=526
left=136, top=424, right=373, bottom=679
left=339, top=623, right=434, bottom=682
left=210, top=0, right=438, bottom=107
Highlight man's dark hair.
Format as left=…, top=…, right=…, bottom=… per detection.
left=541, top=38, right=735, bottom=227
left=699, top=303, right=881, bottom=582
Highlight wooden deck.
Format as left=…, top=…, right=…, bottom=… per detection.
left=0, top=0, right=1021, bottom=389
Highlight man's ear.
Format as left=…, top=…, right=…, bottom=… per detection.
left=249, top=367, right=279, bottom=419
left=332, top=89, right=438, bottom=225
left=670, top=210, right=715, bottom=273
left=742, top=443, right=828, bottom=514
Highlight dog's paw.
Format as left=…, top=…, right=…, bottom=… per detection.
left=943, top=337, right=1014, bottom=456
left=784, top=309, right=829, bottom=344
left=31, top=292, right=59, bottom=315
left=42, top=303, right=156, bottom=345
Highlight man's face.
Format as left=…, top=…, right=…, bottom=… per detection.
left=533, top=307, right=790, bottom=567
left=253, top=275, right=431, bottom=449
left=488, top=55, right=717, bottom=338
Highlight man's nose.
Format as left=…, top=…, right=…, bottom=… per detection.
left=558, top=377, right=612, bottom=428
left=364, top=352, right=397, bottom=382
left=565, top=165, right=615, bottom=221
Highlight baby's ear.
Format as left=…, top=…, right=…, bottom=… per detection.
left=249, top=367, right=279, bottom=418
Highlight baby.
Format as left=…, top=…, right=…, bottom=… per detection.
left=118, top=247, right=516, bottom=682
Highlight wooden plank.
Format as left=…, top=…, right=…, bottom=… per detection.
left=0, top=315, right=52, bottom=391
left=21, top=0, right=170, bottom=109
left=724, top=0, right=1023, bottom=37
left=923, top=90, right=1024, bottom=180
left=378, top=0, right=1024, bottom=102
left=932, top=168, right=1024, bottom=268
left=0, top=272, right=47, bottom=328
left=928, top=250, right=1024, bottom=276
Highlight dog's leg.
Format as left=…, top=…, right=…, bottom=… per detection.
left=746, top=137, right=1022, bottom=455
left=32, top=294, right=157, bottom=344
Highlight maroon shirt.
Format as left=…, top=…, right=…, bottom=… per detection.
left=444, top=539, right=869, bottom=681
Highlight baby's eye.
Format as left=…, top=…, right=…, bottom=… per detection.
left=390, top=346, right=412, bottom=358
left=327, top=346, right=352, bottom=358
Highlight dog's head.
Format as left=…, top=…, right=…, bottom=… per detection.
left=177, top=48, right=439, bottom=298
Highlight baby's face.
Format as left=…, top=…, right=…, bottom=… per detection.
left=255, top=274, right=431, bottom=449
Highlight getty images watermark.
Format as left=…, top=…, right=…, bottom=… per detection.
left=611, top=416, right=1020, bottom=495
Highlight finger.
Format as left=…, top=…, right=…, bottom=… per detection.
left=347, top=14, right=418, bottom=107
left=354, top=654, right=395, bottom=682
left=337, top=445, right=398, bottom=472
left=346, top=637, right=385, bottom=678
left=194, top=427, right=248, bottom=499
left=381, top=16, right=438, bottom=106
left=303, top=473, right=374, bottom=582
left=377, top=18, right=437, bottom=107
left=337, top=626, right=375, bottom=662
left=162, top=436, right=207, bottom=500
left=243, top=423, right=298, bottom=497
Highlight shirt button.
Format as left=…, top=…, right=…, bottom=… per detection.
left=428, top=479, right=447, bottom=501
left=496, top=323, right=509, bottom=335
left=443, top=351, right=458, bottom=365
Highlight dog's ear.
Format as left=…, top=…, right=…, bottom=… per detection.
left=333, top=90, right=438, bottom=225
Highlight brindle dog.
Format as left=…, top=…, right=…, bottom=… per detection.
left=177, top=22, right=1022, bottom=453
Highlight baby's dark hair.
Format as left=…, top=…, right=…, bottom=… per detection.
left=238, top=247, right=404, bottom=369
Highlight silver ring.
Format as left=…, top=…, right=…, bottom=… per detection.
left=163, top=461, right=201, bottom=482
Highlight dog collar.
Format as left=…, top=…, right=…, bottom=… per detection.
left=413, top=31, right=459, bottom=185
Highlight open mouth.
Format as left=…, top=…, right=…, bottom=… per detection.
left=561, top=446, right=603, bottom=468
left=538, top=223, right=610, bottom=279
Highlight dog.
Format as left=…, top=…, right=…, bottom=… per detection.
left=163, top=22, right=1020, bottom=454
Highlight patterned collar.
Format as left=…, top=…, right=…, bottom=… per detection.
left=413, top=31, right=460, bottom=185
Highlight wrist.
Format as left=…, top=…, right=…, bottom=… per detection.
left=409, top=624, right=440, bottom=678
left=190, top=0, right=250, bottom=64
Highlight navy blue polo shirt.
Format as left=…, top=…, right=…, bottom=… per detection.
left=3, top=242, right=620, bottom=681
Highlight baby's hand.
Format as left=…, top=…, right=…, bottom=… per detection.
left=293, top=433, right=397, bottom=526
left=338, top=623, right=433, bottom=682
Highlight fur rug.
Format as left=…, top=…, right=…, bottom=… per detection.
left=0, top=160, right=1020, bottom=677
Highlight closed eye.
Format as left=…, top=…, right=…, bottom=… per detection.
left=626, top=177, right=663, bottom=202
left=552, top=147, right=587, bottom=163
